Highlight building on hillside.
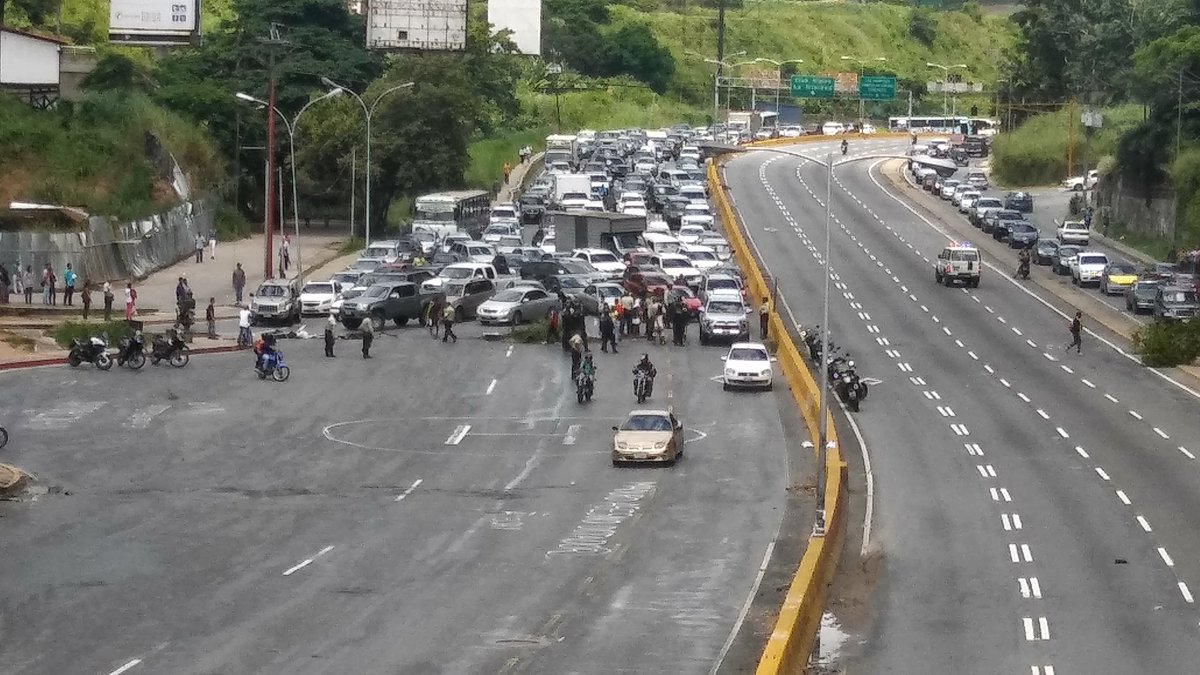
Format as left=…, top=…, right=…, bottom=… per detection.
left=346, top=0, right=365, bottom=14
left=0, top=26, right=95, bottom=108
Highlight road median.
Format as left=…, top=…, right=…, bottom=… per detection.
left=708, top=155, right=848, bottom=674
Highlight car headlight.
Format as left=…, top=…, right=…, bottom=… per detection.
left=725, top=368, right=735, bottom=376
left=760, top=368, right=772, bottom=376
left=615, top=441, right=628, bottom=450
left=653, top=442, right=667, bottom=450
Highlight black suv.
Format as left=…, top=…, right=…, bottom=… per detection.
left=1004, top=191, right=1034, bottom=213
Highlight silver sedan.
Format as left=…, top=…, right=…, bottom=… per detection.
left=477, top=287, right=561, bottom=325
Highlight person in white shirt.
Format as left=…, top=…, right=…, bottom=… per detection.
left=238, top=307, right=252, bottom=347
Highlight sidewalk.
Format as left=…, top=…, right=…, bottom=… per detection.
left=500, top=152, right=544, bottom=203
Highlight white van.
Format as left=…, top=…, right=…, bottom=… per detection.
left=644, top=231, right=682, bottom=254
left=822, top=122, right=846, bottom=136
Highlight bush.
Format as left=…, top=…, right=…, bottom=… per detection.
left=1132, top=321, right=1200, bottom=367
left=908, top=8, right=938, bottom=46
left=991, top=104, right=1143, bottom=186
left=510, top=318, right=550, bottom=343
left=50, top=320, right=135, bottom=348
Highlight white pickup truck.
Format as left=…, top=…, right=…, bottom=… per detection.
left=1056, top=220, right=1091, bottom=245
left=421, top=262, right=519, bottom=292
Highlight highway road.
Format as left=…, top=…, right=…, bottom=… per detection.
left=724, top=138, right=1200, bottom=673
left=0, top=320, right=805, bottom=674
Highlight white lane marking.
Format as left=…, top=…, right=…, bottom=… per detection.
left=1032, top=667, right=1056, bottom=675
left=395, top=478, right=423, bottom=502
left=984, top=364, right=995, bottom=373
left=985, top=305, right=994, bottom=313
left=1012, top=327, right=1023, bottom=336
left=1180, top=582, right=1195, bottom=604
left=1003, top=513, right=1023, bottom=530
left=898, top=362, right=913, bottom=372
left=1036, top=409, right=1050, bottom=419
left=1043, top=352, right=1059, bottom=362
left=1129, top=410, right=1143, bottom=420
left=1023, top=618, right=1038, bottom=641
left=1117, top=490, right=1131, bottom=505
left=877, top=336, right=890, bottom=346
left=505, top=345, right=514, bottom=358
left=966, top=443, right=984, bottom=456
left=968, top=350, right=979, bottom=360
left=1056, top=427, right=1070, bottom=439
left=1010, top=544, right=1021, bottom=562
left=909, top=293, right=918, bottom=301
left=1081, top=378, right=1096, bottom=388
left=1154, top=427, right=1170, bottom=439
left=977, top=465, right=996, bottom=478
left=954, top=339, right=964, bottom=348
left=1180, top=447, right=1196, bottom=460
left=445, top=424, right=471, bottom=445
left=1019, top=577, right=1042, bottom=598
left=486, top=379, right=497, bottom=395
left=919, top=305, right=928, bottom=313
left=1159, top=547, right=1175, bottom=567
left=1137, top=515, right=1153, bottom=532
left=942, top=326, right=952, bottom=336
left=1105, top=393, right=1120, bottom=403
left=1060, top=364, right=1074, bottom=374
left=126, top=404, right=171, bottom=429
left=937, top=405, right=955, bottom=417
left=910, top=376, right=926, bottom=385
left=1076, top=446, right=1090, bottom=459
left=1017, top=392, right=1031, bottom=403
left=709, top=539, right=776, bottom=675
left=950, top=423, right=970, bottom=436
left=563, top=424, right=582, bottom=445
left=1095, top=467, right=1111, bottom=481
left=1026, top=339, right=1038, bottom=348
left=1038, top=617, right=1051, bottom=640
left=1000, top=378, right=1012, bottom=388
left=282, top=545, right=335, bottom=576
left=998, top=316, right=1007, bottom=324
left=108, top=660, right=142, bottom=675
left=1000, top=488, right=1012, bottom=501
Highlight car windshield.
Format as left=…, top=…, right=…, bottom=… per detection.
left=499, top=237, right=523, bottom=247
left=1059, top=246, right=1081, bottom=258
left=467, top=246, right=492, bottom=255
left=1136, top=282, right=1160, bottom=292
left=302, top=283, right=334, bottom=294
left=590, top=252, right=619, bottom=264
left=445, top=282, right=467, bottom=296
left=332, top=273, right=360, bottom=285
left=412, top=231, right=436, bottom=242
left=708, top=301, right=744, bottom=314
left=597, top=285, right=622, bottom=297
left=949, top=250, right=979, bottom=262
left=643, top=275, right=671, bottom=286
left=364, top=246, right=393, bottom=258
left=560, top=261, right=593, bottom=274
left=492, top=289, right=526, bottom=303
left=364, top=285, right=392, bottom=298
left=977, top=199, right=1002, bottom=209
left=1079, top=255, right=1108, bottom=265
left=556, top=277, right=586, bottom=289
left=484, top=225, right=511, bottom=235
left=1014, top=224, right=1036, bottom=233
left=708, top=278, right=739, bottom=290
left=442, top=267, right=474, bottom=279
left=729, top=347, right=768, bottom=361
left=997, top=211, right=1021, bottom=220
left=1163, top=290, right=1197, bottom=303
left=1111, top=264, right=1136, bottom=274
left=661, top=258, right=688, bottom=269
left=257, top=285, right=287, bottom=297
left=620, top=414, right=673, bottom=431
left=492, top=209, right=516, bottom=218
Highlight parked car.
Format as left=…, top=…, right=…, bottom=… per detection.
left=1099, top=262, right=1138, bottom=295
left=579, top=281, right=626, bottom=315
left=476, top=286, right=559, bottom=325
left=1051, top=245, right=1083, bottom=275
left=250, top=278, right=301, bottom=325
left=983, top=209, right=1022, bottom=235
left=1056, top=220, right=1091, bottom=245
left=1154, top=285, right=1200, bottom=322
left=299, top=280, right=342, bottom=316
left=1005, top=222, right=1040, bottom=248
left=339, top=281, right=441, bottom=330
left=444, top=278, right=498, bottom=321
left=624, top=271, right=674, bottom=297
left=699, top=298, right=751, bottom=344
left=1003, top=191, right=1034, bottom=213
left=970, top=198, right=1004, bottom=227
left=1033, top=239, right=1060, bottom=265
left=1141, top=262, right=1178, bottom=282
left=1125, top=280, right=1160, bottom=314
left=1061, top=169, right=1099, bottom=191
left=1071, top=251, right=1110, bottom=287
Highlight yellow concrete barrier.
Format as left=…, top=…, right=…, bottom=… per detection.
left=708, top=157, right=849, bottom=675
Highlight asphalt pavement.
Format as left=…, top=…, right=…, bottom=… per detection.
left=724, top=138, right=1200, bottom=673
left=0, top=314, right=806, bottom=674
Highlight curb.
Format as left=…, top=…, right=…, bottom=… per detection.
left=0, top=463, right=29, bottom=497
left=0, top=343, right=244, bottom=372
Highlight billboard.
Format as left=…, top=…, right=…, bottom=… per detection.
left=109, top=0, right=199, bottom=46
left=487, top=0, right=541, bottom=55
left=367, top=0, right=468, bottom=51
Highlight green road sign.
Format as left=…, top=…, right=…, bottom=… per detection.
left=790, top=75, right=835, bottom=99
left=859, top=75, right=897, bottom=101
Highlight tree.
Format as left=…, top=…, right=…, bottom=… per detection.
left=908, top=8, right=938, bottom=47
left=609, top=23, right=675, bottom=93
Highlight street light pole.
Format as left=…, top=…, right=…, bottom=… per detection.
left=687, top=50, right=745, bottom=122
left=321, top=78, right=414, bottom=247
left=926, top=62, right=968, bottom=118
left=753, top=58, right=805, bottom=116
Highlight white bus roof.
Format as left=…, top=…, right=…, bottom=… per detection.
left=417, top=190, right=489, bottom=203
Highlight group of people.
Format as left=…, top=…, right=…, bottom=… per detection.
left=195, top=233, right=218, bottom=263
left=0, top=261, right=136, bottom=320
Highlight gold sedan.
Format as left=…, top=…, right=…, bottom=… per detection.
left=611, top=409, right=684, bottom=466
left=1100, top=262, right=1138, bottom=296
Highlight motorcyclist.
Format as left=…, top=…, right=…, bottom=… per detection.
left=579, top=353, right=597, bottom=380
left=632, top=354, right=658, bottom=397
left=256, top=332, right=278, bottom=372
left=841, top=139, right=849, bottom=155
left=569, top=332, right=585, bottom=379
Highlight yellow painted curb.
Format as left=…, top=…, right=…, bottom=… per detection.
left=708, top=156, right=849, bottom=675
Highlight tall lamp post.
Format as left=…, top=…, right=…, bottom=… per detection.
left=687, top=49, right=746, bottom=121
left=235, top=88, right=342, bottom=285
left=320, top=78, right=415, bottom=247
left=841, top=55, right=888, bottom=125
left=753, top=58, right=805, bottom=115
left=926, top=62, right=968, bottom=117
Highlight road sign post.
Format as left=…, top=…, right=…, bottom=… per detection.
left=858, top=75, right=897, bottom=101
left=790, top=75, right=835, bottom=99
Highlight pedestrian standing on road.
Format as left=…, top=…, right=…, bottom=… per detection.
left=41, top=263, right=53, bottom=305
left=206, top=297, right=217, bottom=339
left=0, top=263, right=9, bottom=304
left=324, top=315, right=336, bottom=357
left=102, top=281, right=113, bottom=321
left=671, top=300, right=688, bottom=347
left=23, top=266, right=34, bottom=304
left=502, top=161, right=512, bottom=182
left=124, top=282, right=137, bottom=320
left=426, top=298, right=441, bottom=338
left=759, top=296, right=771, bottom=340
left=209, top=232, right=217, bottom=260
left=361, top=317, right=374, bottom=358
left=195, top=234, right=205, bottom=263
left=619, top=291, right=634, bottom=336
left=1066, top=311, right=1083, bottom=354
left=176, top=276, right=188, bottom=302
left=599, top=307, right=618, bottom=353
left=238, top=306, right=252, bottom=347
left=63, top=263, right=76, bottom=306
left=232, top=263, right=246, bottom=304
left=81, top=281, right=92, bottom=319
left=546, top=306, right=560, bottom=344
left=442, top=303, right=458, bottom=343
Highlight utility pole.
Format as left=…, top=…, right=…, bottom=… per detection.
left=715, top=0, right=727, bottom=122
left=1177, top=67, right=1184, bottom=162
left=350, top=146, right=356, bottom=238
left=1066, top=99, right=1075, bottom=179
left=259, top=23, right=288, bottom=280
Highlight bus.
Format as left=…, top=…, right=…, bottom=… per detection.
left=888, top=116, right=999, bottom=136
left=411, top=190, right=491, bottom=240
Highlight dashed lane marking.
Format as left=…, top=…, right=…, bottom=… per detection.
left=282, top=545, right=335, bottom=576
left=395, top=478, right=423, bottom=502
left=1159, top=547, right=1175, bottom=567
left=1019, top=577, right=1042, bottom=598
left=1117, top=490, right=1132, bottom=505
left=445, top=425, right=471, bottom=445
left=107, top=660, right=142, bottom=675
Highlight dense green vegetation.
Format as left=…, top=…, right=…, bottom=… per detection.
left=990, top=104, right=1142, bottom=186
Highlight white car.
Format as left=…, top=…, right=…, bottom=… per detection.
left=676, top=224, right=709, bottom=245
left=682, top=245, right=721, bottom=271
left=583, top=200, right=606, bottom=212
left=1062, top=170, right=1099, bottom=191
left=654, top=253, right=703, bottom=286
left=779, top=125, right=804, bottom=138
left=860, top=123, right=877, bottom=134
left=721, top=342, right=775, bottom=390
left=620, top=204, right=648, bottom=217
left=299, top=281, right=342, bottom=316
left=482, top=223, right=519, bottom=244
left=489, top=204, right=519, bottom=225
left=1071, top=251, right=1109, bottom=287
left=571, top=248, right=625, bottom=277
left=958, top=192, right=982, bottom=213
left=680, top=204, right=715, bottom=229
left=700, top=273, right=744, bottom=303
left=1056, top=220, right=1091, bottom=245
left=496, top=236, right=524, bottom=255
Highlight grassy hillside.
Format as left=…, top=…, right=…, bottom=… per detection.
left=619, top=2, right=1014, bottom=105
left=991, top=104, right=1144, bottom=187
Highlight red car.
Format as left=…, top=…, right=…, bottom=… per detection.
left=625, top=272, right=673, bottom=297
left=624, top=251, right=655, bottom=268
left=667, top=286, right=703, bottom=316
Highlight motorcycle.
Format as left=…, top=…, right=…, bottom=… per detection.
left=256, top=349, right=291, bottom=382
left=835, top=360, right=869, bottom=412
left=68, top=335, right=112, bottom=370
left=800, top=326, right=824, bottom=362
left=1015, top=259, right=1031, bottom=280
left=576, top=370, right=595, bottom=403
left=633, top=370, right=653, bottom=403
left=116, top=332, right=147, bottom=370
left=151, top=329, right=189, bottom=368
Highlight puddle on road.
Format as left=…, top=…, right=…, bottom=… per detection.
left=810, top=612, right=855, bottom=672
